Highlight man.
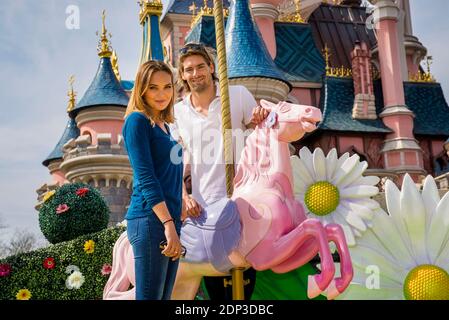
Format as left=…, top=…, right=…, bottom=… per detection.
left=172, top=42, right=269, bottom=300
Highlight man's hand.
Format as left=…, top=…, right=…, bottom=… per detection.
left=182, top=194, right=203, bottom=218
left=250, top=106, right=270, bottom=125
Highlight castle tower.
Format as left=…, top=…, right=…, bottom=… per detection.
left=401, top=0, right=427, bottom=79
left=351, top=41, right=376, bottom=120
left=36, top=77, right=81, bottom=208
left=250, top=0, right=282, bottom=59
left=138, top=0, right=164, bottom=64
left=59, top=11, right=132, bottom=225
left=226, top=0, right=291, bottom=102
left=372, top=0, right=425, bottom=182
left=41, top=76, right=80, bottom=185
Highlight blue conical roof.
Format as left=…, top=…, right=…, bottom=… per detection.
left=71, top=57, right=129, bottom=117
left=225, top=0, right=290, bottom=88
left=42, top=118, right=80, bottom=167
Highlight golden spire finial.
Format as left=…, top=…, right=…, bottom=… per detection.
left=97, top=10, right=112, bottom=58
left=323, top=44, right=331, bottom=75
left=111, top=50, right=121, bottom=81
left=139, top=0, right=163, bottom=23
left=67, top=75, right=77, bottom=113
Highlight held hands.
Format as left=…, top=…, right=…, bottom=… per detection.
left=182, top=194, right=202, bottom=218
left=162, top=221, right=183, bottom=261
left=250, top=105, right=270, bottom=125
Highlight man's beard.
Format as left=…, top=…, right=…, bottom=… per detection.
left=190, top=77, right=211, bottom=93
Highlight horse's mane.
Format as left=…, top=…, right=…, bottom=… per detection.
left=234, top=126, right=273, bottom=189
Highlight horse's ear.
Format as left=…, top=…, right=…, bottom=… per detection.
left=260, top=99, right=277, bottom=112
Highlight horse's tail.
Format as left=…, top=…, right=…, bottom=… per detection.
left=103, top=231, right=135, bottom=300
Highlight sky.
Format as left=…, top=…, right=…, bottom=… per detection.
left=0, top=0, right=448, bottom=244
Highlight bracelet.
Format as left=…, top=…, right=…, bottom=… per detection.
left=162, top=218, right=174, bottom=225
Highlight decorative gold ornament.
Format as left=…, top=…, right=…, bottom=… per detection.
left=322, top=44, right=352, bottom=78
left=139, top=0, right=163, bottom=23
left=409, top=56, right=436, bottom=83
left=190, top=0, right=227, bottom=27
left=97, top=10, right=112, bottom=58
left=111, top=50, right=121, bottom=81
left=278, top=0, right=305, bottom=23
left=67, top=75, right=77, bottom=113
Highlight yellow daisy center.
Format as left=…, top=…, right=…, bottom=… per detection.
left=304, top=181, right=339, bottom=216
left=403, top=265, right=449, bottom=300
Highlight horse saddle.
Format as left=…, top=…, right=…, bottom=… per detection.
left=181, top=198, right=241, bottom=273
left=183, top=198, right=239, bottom=230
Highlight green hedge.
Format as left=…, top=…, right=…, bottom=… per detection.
left=0, top=226, right=125, bottom=300
left=39, top=183, right=110, bottom=244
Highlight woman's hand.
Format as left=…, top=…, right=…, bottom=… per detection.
left=182, top=195, right=202, bottom=218
left=162, top=222, right=183, bottom=261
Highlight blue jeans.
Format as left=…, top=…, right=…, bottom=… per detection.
left=127, top=215, right=181, bottom=300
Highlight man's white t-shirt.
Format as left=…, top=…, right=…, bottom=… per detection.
left=171, top=84, right=257, bottom=208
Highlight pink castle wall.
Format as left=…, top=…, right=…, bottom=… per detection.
left=79, top=120, right=124, bottom=145
left=339, top=137, right=364, bottom=154
left=51, top=170, right=68, bottom=185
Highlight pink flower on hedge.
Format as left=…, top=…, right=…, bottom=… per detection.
left=75, top=187, right=89, bottom=197
left=0, top=263, right=11, bottom=277
left=101, top=263, right=112, bottom=276
left=43, top=257, right=55, bottom=270
left=56, top=204, right=70, bottom=214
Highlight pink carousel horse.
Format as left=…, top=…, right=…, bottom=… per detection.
left=103, top=99, right=353, bottom=300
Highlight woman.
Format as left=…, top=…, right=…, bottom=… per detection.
left=123, top=60, right=183, bottom=300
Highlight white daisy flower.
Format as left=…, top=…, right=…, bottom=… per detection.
left=66, top=270, right=85, bottom=290
left=65, top=265, right=80, bottom=274
left=292, top=147, right=380, bottom=246
left=338, top=174, right=449, bottom=300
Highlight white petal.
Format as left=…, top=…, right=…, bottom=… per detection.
left=339, top=161, right=369, bottom=189
left=312, top=148, right=327, bottom=181
left=435, top=238, right=449, bottom=268
left=344, top=210, right=367, bottom=232
left=355, top=175, right=381, bottom=187
left=370, top=208, right=415, bottom=268
left=350, top=264, right=404, bottom=289
left=332, top=211, right=356, bottom=246
left=325, top=148, right=338, bottom=181
left=400, top=174, right=428, bottom=264
left=353, top=198, right=381, bottom=211
left=340, top=185, right=378, bottom=199
left=421, top=175, right=440, bottom=224
left=350, top=242, right=406, bottom=281
left=332, top=154, right=360, bottom=185
left=385, top=179, right=414, bottom=255
left=299, top=147, right=315, bottom=180
left=341, top=200, right=374, bottom=221
left=352, top=228, right=363, bottom=237
left=291, top=156, right=313, bottom=189
left=337, top=152, right=350, bottom=168
left=337, top=283, right=404, bottom=300
left=428, top=191, right=449, bottom=263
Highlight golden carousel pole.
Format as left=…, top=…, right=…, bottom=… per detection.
left=213, top=0, right=245, bottom=300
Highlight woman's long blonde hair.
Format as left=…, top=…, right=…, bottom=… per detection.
left=125, top=60, right=175, bottom=125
